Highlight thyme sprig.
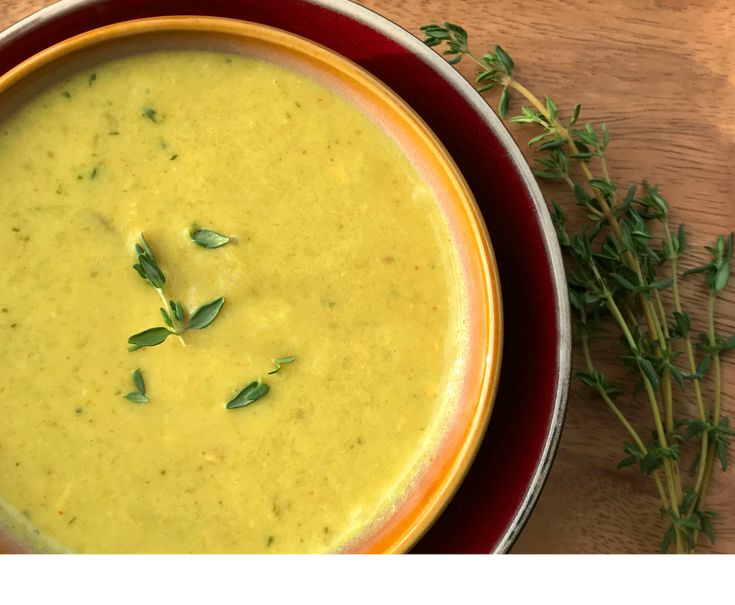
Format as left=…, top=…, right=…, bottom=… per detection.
left=128, top=234, right=225, bottom=350
left=421, top=22, right=734, bottom=553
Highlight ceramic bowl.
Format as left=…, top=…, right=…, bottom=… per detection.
left=0, top=15, right=502, bottom=554
left=0, top=0, right=570, bottom=553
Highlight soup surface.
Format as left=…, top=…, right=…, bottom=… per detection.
left=0, top=50, right=465, bottom=553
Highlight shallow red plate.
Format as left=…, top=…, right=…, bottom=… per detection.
left=0, top=0, right=570, bottom=553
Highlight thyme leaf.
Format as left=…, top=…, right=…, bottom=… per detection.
left=188, top=297, right=225, bottom=330
left=160, top=307, right=173, bottom=328
left=137, top=254, right=165, bottom=289
left=170, top=300, right=185, bottom=323
left=128, top=327, right=174, bottom=351
left=132, top=368, right=145, bottom=394
left=124, top=392, right=149, bottom=404
left=226, top=380, right=270, bottom=409
left=190, top=228, right=230, bottom=249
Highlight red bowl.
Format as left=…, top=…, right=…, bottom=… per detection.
left=0, top=0, right=571, bottom=553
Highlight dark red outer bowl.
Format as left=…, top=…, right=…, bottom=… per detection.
left=0, top=0, right=571, bottom=553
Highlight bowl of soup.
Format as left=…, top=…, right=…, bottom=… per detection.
left=0, top=16, right=501, bottom=553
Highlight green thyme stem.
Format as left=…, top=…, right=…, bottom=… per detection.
left=466, top=51, right=495, bottom=76
left=663, top=221, right=709, bottom=518
left=644, top=291, right=668, bottom=352
left=589, top=262, right=635, bottom=352
left=652, top=287, right=679, bottom=505
left=594, top=263, right=683, bottom=548
left=660, top=374, right=681, bottom=499
left=688, top=409, right=709, bottom=517
left=641, top=372, right=684, bottom=550
left=665, top=222, right=706, bottom=420
left=688, top=293, right=722, bottom=549
left=696, top=455, right=716, bottom=545
left=505, top=77, right=619, bottom=235
left=652, top=290, right=670, bottom=343
left=696, top=294, right=722, bottom=516
left=581, top=328, right=669, bottom=514
left=652, top=275, right=681, bottom=498
left=652, top=289, right=674, bottom=437
left=708, top=293, right=723, bottom=426
left=599, top=154, right=613, bottom=185
left=622, top=301, right=639, bottom=328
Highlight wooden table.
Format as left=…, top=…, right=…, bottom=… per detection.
left=2, top=0, right=733, bottom=553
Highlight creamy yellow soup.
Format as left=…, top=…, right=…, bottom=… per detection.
left=0, top=50, right=465, bottom=553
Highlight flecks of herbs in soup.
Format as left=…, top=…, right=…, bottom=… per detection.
left=0, top=51, right=465, bottom=553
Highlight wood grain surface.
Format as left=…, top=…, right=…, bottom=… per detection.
left=2, top=0, right=733, bottom=554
